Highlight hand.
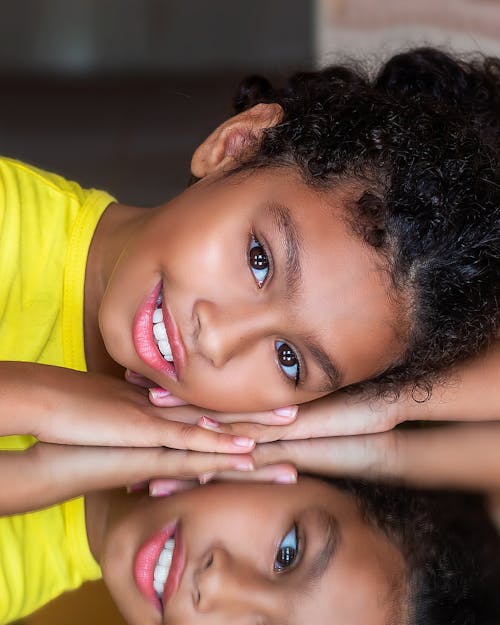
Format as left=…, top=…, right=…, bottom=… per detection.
left=125, top=368, right=299, bottom=424
left=3, top=363, right=255, bottom=453
left=195, top=390, right=402, bottom=443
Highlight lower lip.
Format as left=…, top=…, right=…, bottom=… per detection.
left=133, top=523, right=179, bottom=614
left=133, top=281, right=177, bottom=380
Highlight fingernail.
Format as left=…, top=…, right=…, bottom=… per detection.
left=274, top=473, right=297, bottom=484
left=149, top=387, right=172, bottom=399
left=199, top=472, right=216, bottom=484
left=233, top=460, right=254, bottom=471
left=273, top=405, right=298, bottom=419
left=150, top=484, right=176, bottom=497
left=233, top=437, right=255, bottom=449
left=198, top=416, right=221, bottom=431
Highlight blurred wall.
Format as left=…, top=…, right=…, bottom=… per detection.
left=316, top=0, right=500, bottom=67
left=0, top=0, right=313, bottom=74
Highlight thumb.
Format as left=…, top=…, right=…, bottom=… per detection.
left=149, top=387, right=189, bottom=407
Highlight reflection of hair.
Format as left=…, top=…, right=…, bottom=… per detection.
left=330, top=477, right=500, bottom=625
left=233, top=48, right=500, bottom=397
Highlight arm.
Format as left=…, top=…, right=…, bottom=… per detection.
left=0, top=361, right=256, bottom=453
left=392, top=338, right=500, bottom=424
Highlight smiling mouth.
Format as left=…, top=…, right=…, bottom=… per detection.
left=134, top=523, right=184, bottom=615
left=153, top=290, right=175, bottom=367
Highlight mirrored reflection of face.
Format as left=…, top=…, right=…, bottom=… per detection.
left=99, top=168, right=405, bottom=411
left=97, top=478, right=406, bottom=625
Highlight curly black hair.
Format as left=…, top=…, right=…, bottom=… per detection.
left=232, top=48, right=500, bottom=398
left=329, top=477, right=500, bottom=625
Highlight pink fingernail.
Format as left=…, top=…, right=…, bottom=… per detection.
left=233, top=460, right=254, bottom=471
left=274, top=473, right=297, bottom=484
left=233, top=437, right=255, bottom=449
left=150, top=387, right=172, bottom=399
left=273, top=405, right=298, bottom=419
left=198, top=416, right=221, bottom=430
left=199, top=472, right=216, bottom=484
left=150, top=484, right=176, bottom=497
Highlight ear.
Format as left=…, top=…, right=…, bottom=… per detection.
left=190, top=103, right=283, bottom=179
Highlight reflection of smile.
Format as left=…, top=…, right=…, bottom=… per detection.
left=134, top=522, right=185, bottom=615
left=133, top=281, right=185, bottom=380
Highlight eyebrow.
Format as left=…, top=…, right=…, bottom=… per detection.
left=265, top=201, right=343, bottom=391
left=281, top=508, right=341, bottom=625
left=304, top=508, right=341, bottom=590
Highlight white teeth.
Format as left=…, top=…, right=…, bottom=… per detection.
left=153, top=308, right=163, bottom=324
left=153, top=537, right=175, bottom=601
left=151, top=295, right=174, bottom=363
left=158, top=339, right=173, bottom=361
left=159, top=547, right=173, bottom=566
left=153, top=321, right=168, bottom=341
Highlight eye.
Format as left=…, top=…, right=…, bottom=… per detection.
left=276, top=340, right=300, bottom=385
left=274, top=524, right=299, bottom=572
left=248, top=234, right=270, bottom=288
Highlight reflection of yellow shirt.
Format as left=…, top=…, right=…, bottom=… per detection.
left=0, top=157, right=112, bottom=622
left=0, top=496, right=101, bottom=624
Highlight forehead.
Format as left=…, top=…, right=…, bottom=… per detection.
left=289, top=516, right=407, bottom=625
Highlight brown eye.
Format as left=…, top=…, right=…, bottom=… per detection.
left=274, top=525, right=299, bottom=572
left=276, top=341, right=300, bottom=383
left=248, top=235, right=269, bottom=286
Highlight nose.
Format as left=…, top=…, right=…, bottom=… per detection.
left=194, top=299, right=276, bottom=368
left=194, top=547, right=272, bottom=620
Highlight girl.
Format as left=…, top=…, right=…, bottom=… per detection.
left=0, top=48, right=498, bottom=455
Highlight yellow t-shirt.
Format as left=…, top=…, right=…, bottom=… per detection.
left=0, top=156, right=113, bottom=370
left=0, top=157, right=113, bottom=622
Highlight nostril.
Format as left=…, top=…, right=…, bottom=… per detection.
left=205, top=552, right=214, bottom=569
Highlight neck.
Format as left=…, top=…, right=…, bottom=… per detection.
left=84, top=202, right=147, bottom=375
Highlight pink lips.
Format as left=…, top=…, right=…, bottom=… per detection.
left=132, top=281, right=185, bottom=380
left=134, top=523, right=185, bottom=614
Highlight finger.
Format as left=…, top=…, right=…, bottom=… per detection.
left=197, top=418, right=292, bottom=443
left=125, top=369, right=156, bottom=388
left=203, top=463, right=297, bottom=484
left=149, top=388, right=189, bottom=407
left=155, top=420, right=257, bottom=453
left=148, top=478, right=198, bottom=497
left=149, top=449, right=256, bottom=479
left=202, top=406, right=298, bottom=426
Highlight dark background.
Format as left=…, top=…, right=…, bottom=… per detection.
left=0, top=0, right=313, bottom=205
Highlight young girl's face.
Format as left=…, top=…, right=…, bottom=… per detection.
left=95, top=478, right=406, bottom=625
left=99, top=167, right=405, bottom=411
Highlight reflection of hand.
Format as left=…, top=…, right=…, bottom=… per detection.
left=243, top=423, right=500, bottom=491
left=5, top=363, right=256, bottom=453
left=0, top=443, right=296, bottom=515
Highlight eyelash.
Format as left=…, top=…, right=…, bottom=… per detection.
left=247, top=234, right=302, bottom=386
left=274, top=523, right=302, bottom=573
